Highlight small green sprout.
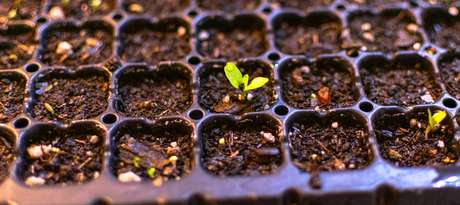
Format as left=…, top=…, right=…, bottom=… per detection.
left=90, top=0, right=102, bottom=9
left=169, top=156, right=178, bottom=161
left=311, top=93, right=317, bottom=98
left=133, top=157, right=140, bottom=168
left=52, top=147, right=60, bottom=152
left=8, top=7, right=17, bottom=19
left=224, top=62, right=269, bottom=99
left=44, top=103, right=54, bottom=115
left=148, top=168, right=155, bottom=178
left=62, top=0, right=69, bottom=4
left=425, top=109, right=447, bottom=139
left=219, top=138, right=225, bottom=145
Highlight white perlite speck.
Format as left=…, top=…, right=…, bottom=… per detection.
left=449, top=7, right=459, bottom=16
left=56, top=41, right=73, bottom=55
left=90, top=135, right=99, bottom=144
left=332, top=122, right=339, bottom=128
left=28, top=145, right=52, bottom=159
left=222, top=95, right=230, bottom=103
left=177, top=26, right=186, bottom=36
left=361, top=22, right=371, bottom=31
left=247, top=93, right=254, bottom=101
left=438, top=140, right=445, bottom=148
left=118, top=171, right=141, bottom=182
left=49, top=6, right=64, bottom=19
left=421, top=92, right=434, bottom=103
left=171, top=141, right=177, bottom=148
left=25, top=176, right=45, bottom=186
left=198, top=31, right=209, bottom=40
left=261, top=131, right=275, bottom=143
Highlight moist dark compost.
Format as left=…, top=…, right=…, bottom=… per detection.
left=374, top=110, right=458, bottom=167
left=0, top=135, right=14, bottom=183
left=427, top=21, right=460, bottom=52
left=289, top=115, right=372, bottom=173
left=281, top=58, right=356, bottom=109
left=198, top=0, right=260, bottom=13
left=123, top=0, right=189, bottom=17
left=40, top=22, right=113, bottom=67
left=0, top=26, right=36, bottom=69
left=49, top=0, right=115, bottom=19
left=0, top=0, right=42, bottom=20
left=0, top=74, right=26, bottom=123
left=31, top=73, right=109, bottom=123
left=201, top=118, right=282, bottom=176
left=440, top=58, right=460, bottom=100
left=345, top=0, right=405, bottom=7
left=270, top=0, right=334, bottom=10
left=116, top=65, right=192, bottom=119
left=198, top=61, right=276, bottom=115
left=119, top=21, right=190, bottom=66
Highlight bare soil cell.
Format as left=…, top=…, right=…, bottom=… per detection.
left=123, top=0, right=189, bottom=17
left=425, top=15, right=460, bottom=52
left=374, top=109, right=458, bottom=167
left=281, top=58, right=357, bottom=109
left=270, top=0, right=334, bottom=10
left=104, top=56, right=122, bottom=72
left=31, top=71, right=109, bottom=123
left=198, top=0, right=260, bottom=13
left=343, top=10, right=423, bottom=54
left=345, top=0, right=405, bottom=7
left=0, top=73, right=26, bottom=123
left=49, top=0, right=115, bottom=19
left=201, top=117, right=282, bottom=176
left=112, top=120, right=194, bottom=182
left=40, top=22, right=113, bottom=67
left=439, top=58, right=460, bottom=100
left=198, top=61, right=276, bottom=115
left=289, top=113, right=372, bottom=172
left=0, top=135, right=14, bottom=183
left=120, top=20, right=190, bottom=66
left=0, top=26, right=36, bottom=69
left=116, top=65, right=192, bottom=119
left=0, top=0, right=42, bottom=20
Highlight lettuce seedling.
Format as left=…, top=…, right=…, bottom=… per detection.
left=425, top=109, right=446, bottom=139
left=224, top=62, right=269, bottom=99
left=133, top=157, right=140, bottom=168
left=148, top=168, right=155, bottom=178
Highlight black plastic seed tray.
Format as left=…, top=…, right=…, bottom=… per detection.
left=3, top=0, right=460, bottom=204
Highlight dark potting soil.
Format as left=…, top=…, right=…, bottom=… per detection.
left=32, top=75, right=109, bottom=123
left=49, top=0, right=115, bottom=19
left=440, top=58, right=460, bottom=100
left=343, top=10, right=423, bottom=54
left=374, top=111, right=457, bottom=167
left=123, top=0, right=189, bottom=17
left=289, top=120, right=372, bottom=172
left=104, top=56, right=122, bottom=72
left=198, top=0, right=260, bottom=13
left=281, top=59, right=356, bottom=109
left=360, top=61, right=442, bottom=106
left=201, top=121, right=282, bottom=176
left=40, top=25, right=113, bottom=67
left=0, top=75, right=26, bottom=123
left=423, top=0, right=459, bottom=7
left=428, top=21, right=460, bottom=52
left=270, top=0, right=334, bottom=10
left=274, top=21, right=341, bottom=56
left=198, top=63, right=276, bottom=115
left=0, top=136, right=14, bottom=183
left=198, top=28, right=266, bottom=61
left=345, top=0, right=405, bottom=7
left=120, top=23, right=190, bottom=66
left=22, top=133, right=104, bottom=185
left=0, top=0, right=42, bottom=20
left=0, top=28, right=36, bottom=69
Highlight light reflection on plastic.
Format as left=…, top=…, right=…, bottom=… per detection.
left=433, top=176, right=460, bottom=188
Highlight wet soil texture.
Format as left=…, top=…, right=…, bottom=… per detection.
left=49, top=0, right=116, bottom=19
left=40, top=22, right=113, bottom=67
left=0, top=73, right=26, bottom=123
left=120, top=20, right=190, bottom=66
left=0, top=0, right=42, bottom=20
left=281, top=58, right=356, bottom=109
left=198, top=61, right=276, bottom=115
left=116, top=65, right=192, bottom=119
left=201, top=118, right=282, bottom=176
left=0, top=135, right=14, bottom=183
left=198, top=0, right=260, bottom=13
left=374, top=110, right=458, bottom=167
left=345, top=0, right=405, bottom=7
left=270, top=0, right=334, bottom=10
left=440, top=58, right=460, bottom=100
left=0, top=26, right=36, bottom=69
left=123, top=0, right=189, bottom=17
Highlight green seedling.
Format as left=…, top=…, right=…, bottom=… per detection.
left=425, top=109, right=447, bottom=139
left=62, top=0, right=69, bottom=4
left=90, top=0, right=102, bottom=9
left=148, top=168, right=155, bottom=178
left=224, top=62, right=269, bottom=99
left=133, top=157, right=140, bottom=168
left=8, top=7, right=17, bottom=19
left=44, top=103, right=54, bottom=115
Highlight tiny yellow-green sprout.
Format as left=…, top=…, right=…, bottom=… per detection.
left=52, top=147, right=60, bottom=152
left=44, top=103, right=54, bottom=115
left=224, top=62, right=269, bottom=99
left=9, top=54, right=17, bottom=61
left=62, top=0, right=69, bottom=4
left=169, top=156, right=178, bottom=161
left=90, top=0, right=102, bottom=9
left=219, top=138, right=225, bottom=145
left=311, top=93, right=317, bottom=98
left=147, top=168, right=155, bottom=178
left=8, top=7, right=17, bottom=19
left=425, top=109, right=447, bottom=139
left=133, top=157, right=140, bottom=168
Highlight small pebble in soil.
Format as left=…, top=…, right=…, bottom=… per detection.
left=261, top=131, right=275, bottom=143
left=449, top=7, right=459, bottom=16
left=25, top=176, right=46, bottom=186
left=407, top=24, right=419, bottom=34
left=361, top=23, right=371, bottom=31
left=118, top=171, right=141, bottom=182
left=331, top=122, right=338, bottom=128
left=438, top=140, right=445, bottom=148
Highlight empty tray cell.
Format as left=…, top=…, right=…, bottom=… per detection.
left=373, top=107, right=459, bottom=167
left=345, top=0, right=405, bottom=7
left=0, top=71, right=26, bottom=123
left=0, top=24, right=36, bottom=69
left=423, top=0, right=459, bottom=7
left=423, top=8, right=460, bottom=52
left=200, top=114, right=282, bottom=176
left=287, top=110, right=373, bottom=172
left=119, top=18, right=191, bottom=66
left=30, top=67, right=110, bottom=123
left=280, top=57, right=358, bottom=109
left=115, top=64, right=192, bottom=119
left=111, top=119, right=194, bottom=183
left=198, top=0, right=260, bottom=13
left=0, top=0, right=43, bottom=20
left=39, top=21, right=114, bottom=67
left=48, top=0, right=116, bottom=19
left=269, top=0, right=334, bottom=10
left=438, top=53, right=460, bottom=100
left=344, top=9, right=423, bottom=54
left=359, top=54, right=441, bottom=106
left=0, top=127, right=15, bottom=184
left=196, top=15, right=267, bottom=61
left=197, top=60, right=277, bottom=115
left=123, top=0, right=189, bottom=17
left=17, top=122, right=105, bottom=186
left=273, top=12, right=342, bottom=56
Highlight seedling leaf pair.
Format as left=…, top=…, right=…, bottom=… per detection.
left=425, top=109, right=447, bottom=139
left=224, top=62, right=269, bottom=99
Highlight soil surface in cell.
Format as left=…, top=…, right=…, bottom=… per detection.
left=440, top=58, right=460, bottom=100
left=49, top=0, right=115, bottom=19
left=375, top=111, right=458, bottom=167
left=423, top=0, right=459, bottom=7
left=124, top=0, right=189, bottom=16
left=281, top=60, right=356, bottom=109
left=120, top=24, right=190, bottom=65
left=0, top=0, right=42, bottom=20
left=113, top=129, right=194, bottom=181
left=32, top=75, right=109, bottom=123
left=274, top=20, right=341, bottom=56
left=0, top=28, right=35, bottom=69
left=360, top=61, right=441, bottom=106
left=22, top=133, right=103, bottom=185
left=270, top=0, right=334, bottom=10
left=0, top=135, right=14, bottom=183
left=428, top=21, right=460, bottom=52
left=199, top=63, right=276, bottom=115
left=343, top=10, right=423, bottom=54
left=104, top=56, right=122, bottom=72
left=0, top=76, right=26, bottom=123
left=346, top=0, right=405, bottom=7
left=202, top=121, right=282, bottom=176
left=289, top=120, right=372, bottom=172
left=40, top=25, right=113, bottom=67
left=198, top=0, right=260, bottom=12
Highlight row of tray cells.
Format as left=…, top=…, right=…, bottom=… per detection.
left=3, top=53, right=460, bottom=124
left=0, top=106, right=458, bottom=186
